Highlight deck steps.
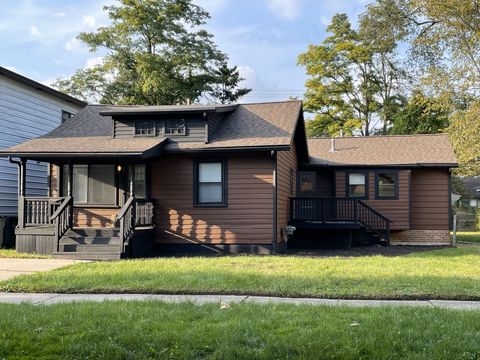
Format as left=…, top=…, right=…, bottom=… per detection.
left=53, top=227, right=124, bottom=260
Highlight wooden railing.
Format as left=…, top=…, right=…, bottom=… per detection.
left=50, top=196, right=73, bottom=252
left=19, top=196, right=65, bottom=227
left=115, top=197, right=155, bottom=254
left=289, top=197, right=391, bottom=242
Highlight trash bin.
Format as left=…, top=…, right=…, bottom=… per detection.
left=0, top=217, right=5, bottom=248
left=2, top=217, right=17, bottom=249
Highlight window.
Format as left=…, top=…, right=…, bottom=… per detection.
left=298, top=171, right=315, bottom=194
left=195, top=160, right=226, bottom=206
left=62, top=164, right=115, bottom=205
left=135, top=119, right=155, bottom=136
left=61, top=110, right=74, bottom=123
left=347, top=172, right=367, bottom=198
left=165, top=119, right=186, bottom=135
left=376, top=172, right=397, bottom=199
left=134, top=164, right=146, bottom=199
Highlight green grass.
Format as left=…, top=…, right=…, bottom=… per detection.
left=0, top=301, right=479, bottom=359
left=455, top=232, right=480, bottom=243
left=0, top=249, right=50, bottom=258
left=2, top=246, right=480, bottom=300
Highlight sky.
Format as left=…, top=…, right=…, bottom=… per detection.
left=0, top=0, right=372, bottom=103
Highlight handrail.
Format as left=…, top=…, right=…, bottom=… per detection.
left=358, top=200, right=392, bottom=223
left=50, top=196, right=73, bottom=221
left=115, top=196, right=135, bottom=222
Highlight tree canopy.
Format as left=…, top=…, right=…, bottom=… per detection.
left=54, top=0, right=250, bottom=105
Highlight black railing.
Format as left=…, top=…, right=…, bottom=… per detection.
left=289, top=197, right=391, bottom=243
left=50, top=196, right=73, bottom=252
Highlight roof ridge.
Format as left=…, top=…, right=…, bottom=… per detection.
left=308, top=133, right=448, bottom=140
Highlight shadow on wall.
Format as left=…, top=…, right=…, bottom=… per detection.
left=74, top=208, right=114, bottom=228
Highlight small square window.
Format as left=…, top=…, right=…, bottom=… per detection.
left=61, top=110, right=74, bottom=123
left=347, top=173, right=367, bottom=198
left=165, top=119, right=186, bottom=135
left=376, top=172, right=397, bottom=199
left=135, top=119, right=155, bottom=136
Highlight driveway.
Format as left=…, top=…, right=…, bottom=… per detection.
left=0, top=258, right=81, bottom=281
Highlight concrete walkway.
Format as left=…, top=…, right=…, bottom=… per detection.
left=0, top=292, right=479, bottom=310
left=0, top=258, right=82, bottom=281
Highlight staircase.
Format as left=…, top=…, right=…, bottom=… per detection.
left=53, top=228, right=125, bottom=260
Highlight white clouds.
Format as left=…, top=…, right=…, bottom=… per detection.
left=30, top=26, right=41, bottom=37
left=86, top=56, right=103, bottom=68
left=53, top=12, right=65, bottom=18
left=265, top=0, right=303, bottom=21
left=82, top=15, right=97, bottom=28
left=238, top=65, right=257, bottom=89
left=65, top=37, right=86, bottom=53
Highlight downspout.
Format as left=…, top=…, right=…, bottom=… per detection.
left=271, top=150, right=277, bottom=253
left=8, top=157, right=23, bottom=196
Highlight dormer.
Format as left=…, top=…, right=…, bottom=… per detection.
left=100, top=104, right=237, bottom=143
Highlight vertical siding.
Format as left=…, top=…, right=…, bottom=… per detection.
left=335, top=169, right=411, bottom=230
left=152, top=153, right=274, bottom=245
left=276, top=143, right=297, bottom=242
left=0, top=76, right=81, bottom=216
left=411, top=168, right=450, bottom=230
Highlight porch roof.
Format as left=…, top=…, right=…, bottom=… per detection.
left=0, top=136, right=167, bottom=159
left=307, top=134, right=458, bottom=167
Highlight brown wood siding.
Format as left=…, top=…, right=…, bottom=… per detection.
left=276, top=143, right=297, bottom=243
left=335, top=170, right=410, bottom=230
left=73, top=207, right=118, bottom=228
left=152, top=153, right=274, bottom=245
left=411, top=168, right=450, bottom=230
left=49, top=164, right=60, bottom=197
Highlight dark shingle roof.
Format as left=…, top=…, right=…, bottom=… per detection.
left=308, top=134, right=458, bottom=167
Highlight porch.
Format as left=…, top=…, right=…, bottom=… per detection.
left=13, top=159, right=156, bottom=260
left=288, top=197, right=391, bottom=245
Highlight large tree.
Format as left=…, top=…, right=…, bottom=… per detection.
left=54, top=0, right=250, bottom=105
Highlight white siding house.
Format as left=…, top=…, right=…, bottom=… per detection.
left=0, top=67, right=86, bottom=216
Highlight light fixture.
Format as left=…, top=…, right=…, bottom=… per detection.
left=117, top=165, right=123, bottom=172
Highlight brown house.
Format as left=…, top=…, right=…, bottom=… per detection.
left=0, top=101, right=457, bottom=259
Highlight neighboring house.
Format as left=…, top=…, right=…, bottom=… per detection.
left=453, top=176, right=480, bottom=208
left=0, top=66, right=86, bottom=222
left=0, top=101, right=457, bottom=258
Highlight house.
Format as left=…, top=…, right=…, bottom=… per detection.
left=0, top=66, right=86, bottom=246
left=453, top=176, right=480, bottom=208
left=0, top=101, right=457, bottom=258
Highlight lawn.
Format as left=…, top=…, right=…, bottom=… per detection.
left=2, top=245, right=480, bottom=300
left=455, top=232, right=480, bottom=243
left=0, top=249, right=50, bottom=259
left=0, top=301, right=479, bottom=359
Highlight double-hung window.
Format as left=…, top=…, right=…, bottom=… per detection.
left=135, top=119, right=155, bottom=136
left=347, top=172, right=367, bottom=198
left=165, top=119, right=186, bottom=135
left=194, top=160, right=227, bottom=206
left=376, top=172, right=397, bottom=199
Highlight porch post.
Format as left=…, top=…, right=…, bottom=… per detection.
left=129, top=164, right=135, bottom=197
left=67, top=163, right=73, bottom=197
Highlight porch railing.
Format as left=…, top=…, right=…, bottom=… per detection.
left=50, top=196, right=73, bottom=252
left=19, top=196, right=65, bottom=227
left=115, top=197, right=155, bottom=254
left=289, top=197, right=391, bottom=243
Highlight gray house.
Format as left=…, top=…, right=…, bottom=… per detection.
left=0, top=66, right=86, bottom=243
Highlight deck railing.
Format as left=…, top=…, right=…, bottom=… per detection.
left=135, top=199, right=155, bottom=227
left=19, top=196, right=65, bottom=227
left=289, top=197, right=391, bottom=243
left=50, top=196, right=73, bottom=252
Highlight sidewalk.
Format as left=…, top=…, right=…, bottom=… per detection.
left=0, top=292, right=479, bottom=310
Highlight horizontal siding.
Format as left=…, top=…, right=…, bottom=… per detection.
left=114, top=119, right=133, bottom=138
left=152, top=153, right=274, bottom=245
left=335, top=170, right=410, bottom=230
left=73, top=207, right=118, bottom=228
left=411, top=168, right=450, bottom=230
left=0, top=76, right=81, bottom=216
left=276, top=143, right=296, bottom=243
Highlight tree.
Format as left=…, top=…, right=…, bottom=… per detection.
left=389, top=90, right=449, bottom=134
left=448, top=101, right=480, bottom=175
left=54, top=0, right=248, bottom=105
left=207, top=64, right=251, bottom=104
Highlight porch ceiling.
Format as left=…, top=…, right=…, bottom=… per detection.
left=0, top=136, right=168, bottom=160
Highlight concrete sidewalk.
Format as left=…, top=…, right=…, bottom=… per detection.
left=0, top=258, right=83, bottom=281
left=0, top=292, right=479, bottom=310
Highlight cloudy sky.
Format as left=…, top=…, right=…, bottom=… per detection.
left=0, top=0, right=371, bottom=103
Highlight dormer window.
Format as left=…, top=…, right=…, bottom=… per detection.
left=165, top=119, right=186, bottom=135
left=135, top=119, right=155, bottom=136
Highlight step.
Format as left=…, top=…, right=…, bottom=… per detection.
left=53, top=252, right=123, bottom=261
left=67, top=228, right=120, bottom=238
left=60, top=236, right=121, bottom=245
left=59, top=244, right=123, bottom=253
